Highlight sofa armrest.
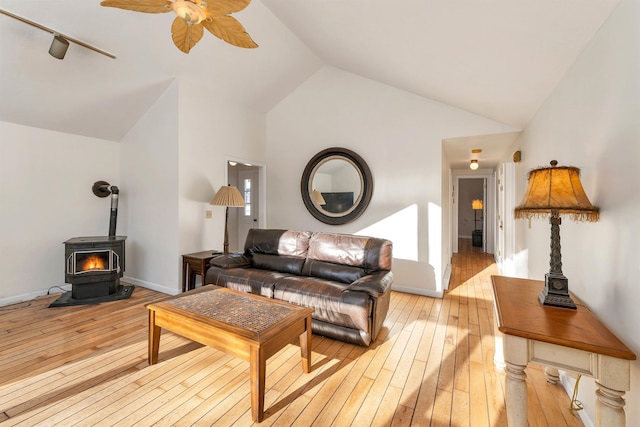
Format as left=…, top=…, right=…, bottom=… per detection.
left=346, top=270, right=393, bottom=297
left=208, top=252, right=251, bottom=269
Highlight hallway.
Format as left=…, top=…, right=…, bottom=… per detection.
left=445, top=240, right=584, bottom=426
left=448, top=238, right=496, bottom=292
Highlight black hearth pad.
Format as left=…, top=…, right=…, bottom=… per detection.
left=49, top=285, right=134, bottom=308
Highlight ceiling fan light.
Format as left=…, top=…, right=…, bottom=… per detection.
left=171, top=0, right=207, bottom=25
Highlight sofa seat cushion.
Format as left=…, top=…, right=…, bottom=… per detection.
left=206, top=267, right=290, bottom=298
left=273, top=276, right=372, bottom=333
left=301, top=259, right=365, bottom=284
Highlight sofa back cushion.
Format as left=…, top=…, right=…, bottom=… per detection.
left=306, top=232, right=393, bottom=272
left=244, top=229, right=311, bottom=256
left=244, top=229, right=311, bottom=275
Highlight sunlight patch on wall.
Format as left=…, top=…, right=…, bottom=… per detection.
left=357, top=204, right=418, bottom=261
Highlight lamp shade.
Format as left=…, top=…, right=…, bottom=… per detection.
left=311, top=189, right=326, bottom=205
left=210, top=185, right=245, bottom=207
left=472, top=199, right=483, bottom=210
left=514, top=161, right=599, bottom=222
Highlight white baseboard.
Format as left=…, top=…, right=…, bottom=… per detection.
left=391, top=284, right=443, bottom=299
left=442, top=263, right=452, bottom=291
left=0, top=284, right=71, bottom=307
left=0, top=278, right=180, bottom=308
left=122, top=276, right=179, bottom=296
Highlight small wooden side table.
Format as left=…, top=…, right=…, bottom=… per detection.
left=491, top=275, right=636, bottom=427
left=181, top=250, right=221, bottom=292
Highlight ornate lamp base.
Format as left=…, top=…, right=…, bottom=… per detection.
left=538, top=273, right=577, bottom=309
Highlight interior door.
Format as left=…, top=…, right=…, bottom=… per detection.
left=237, top=170, right=259, bottom=247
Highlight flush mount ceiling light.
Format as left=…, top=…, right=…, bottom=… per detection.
left=100, top=0, right=258, bottom=54
left=0, top=8, right=116, bottom=59
left=470, top=148, right=481, bottom=170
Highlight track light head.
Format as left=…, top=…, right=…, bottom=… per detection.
left=49, top=34, right=69, bottom=59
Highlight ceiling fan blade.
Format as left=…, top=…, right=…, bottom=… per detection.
left=171, top=17, right=204, bottom=53
left=202, top=15, right=257, bottom=49
left=100, top=0, right=172, bottom=14
left=205, top=0, right=252, bottom=16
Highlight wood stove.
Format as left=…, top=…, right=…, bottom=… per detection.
left=50, top=180, right=132, bottom=307
left=64, top=236, right=126, bottom=299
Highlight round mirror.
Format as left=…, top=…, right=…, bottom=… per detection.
left=301, top=147, right=373, bottom=225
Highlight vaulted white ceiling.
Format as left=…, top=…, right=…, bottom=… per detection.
left=0, top=0, right=621, bottom=161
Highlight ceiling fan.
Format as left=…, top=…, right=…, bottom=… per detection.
left=100, top=0, right=258, bottom=53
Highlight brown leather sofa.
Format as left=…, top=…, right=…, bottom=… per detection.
left=204, top=229, right=393, bottom=346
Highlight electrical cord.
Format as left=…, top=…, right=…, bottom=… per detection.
left=47, top=286, right=68, bottom=295
left=570, top=374, right=584, bottom=412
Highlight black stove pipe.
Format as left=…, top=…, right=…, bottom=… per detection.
left=92, top=181, right=120, bottom=237
left=109, top=186, right=119, bottom=237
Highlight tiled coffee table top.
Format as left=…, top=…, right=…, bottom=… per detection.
left=163, top=289, right=299, bottom=334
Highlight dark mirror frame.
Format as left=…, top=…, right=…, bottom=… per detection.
left=301, top=147, right=374, bottom=225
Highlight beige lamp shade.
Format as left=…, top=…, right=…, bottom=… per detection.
left=210, top=185, right=245, bottom=254
left=311, top=189, right=326, bottom=206
left=514, top=161, right=599, bottom=222
left=210, top=185, right=245, bottom=207
left=472, top=199, right=483, bottom=210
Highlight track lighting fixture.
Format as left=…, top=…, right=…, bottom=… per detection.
left=0, top=8, right=115, bottom=59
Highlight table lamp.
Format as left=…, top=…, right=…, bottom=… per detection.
left=514, top=160, right=599, bottom=309
left=472, top=199, right=483, bottom=230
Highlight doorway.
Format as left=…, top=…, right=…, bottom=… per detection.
left=452, top=173, right=495, bottom=254
left=226, top=160, right=265, bottom=252
left=458, top=178, right=485, bottom=252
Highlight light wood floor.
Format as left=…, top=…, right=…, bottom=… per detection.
left=0, top=247, right=584, bottom=426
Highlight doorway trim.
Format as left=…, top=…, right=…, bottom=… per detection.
left=452, top=172, right=495, bottom=254
left=225, top=156, right=266, bottom=251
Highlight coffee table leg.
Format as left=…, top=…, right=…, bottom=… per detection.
left=300, top=315, right=312, bottom=373
left=250, top=345, right=266, bottom=422
left=148, top=310, right=161, bottom=365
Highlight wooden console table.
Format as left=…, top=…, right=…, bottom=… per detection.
left=491, top=275, right=636, bottom=427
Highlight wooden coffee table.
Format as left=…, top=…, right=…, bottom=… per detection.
left=146, top=286, right=314, bottom=422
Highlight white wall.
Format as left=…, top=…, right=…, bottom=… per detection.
left=0, top=77, right=268, bottom=301
left=266, top=66, right=515, bottom=296
left=178, top=80, right=266, bottom=263
left=502, top=0, right=640, bottom=424
left=0, top=121, right=119, bottom=304
left=121, top=79, right=267, bottom=294
left=120, top=80, right=180, bottom=294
